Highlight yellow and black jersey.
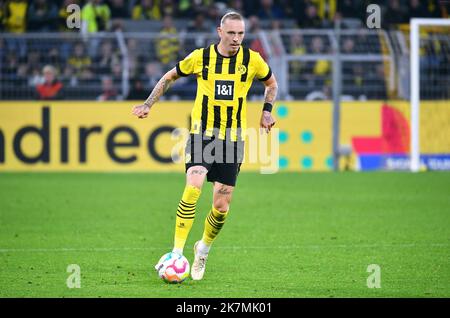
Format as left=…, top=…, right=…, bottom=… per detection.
left=176, top=44, right=272, bottom=142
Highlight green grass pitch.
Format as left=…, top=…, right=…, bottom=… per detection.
left=0, top=172, right=449, bottom=297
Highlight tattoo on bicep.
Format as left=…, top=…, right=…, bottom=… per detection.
left=264, top=86, right=278, bottom=104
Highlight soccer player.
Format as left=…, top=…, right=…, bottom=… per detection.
left=132, top=12, right=278, bottom=280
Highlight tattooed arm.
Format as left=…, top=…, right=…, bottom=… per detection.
left=132, top=68, right=180, bottom=119
left=260, top=74, right=278, bottom=133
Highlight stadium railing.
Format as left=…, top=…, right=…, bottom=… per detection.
left=0, top=29, right=402, bottom=101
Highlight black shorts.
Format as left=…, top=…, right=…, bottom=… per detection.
left=185, top=133, right=245, bottom=187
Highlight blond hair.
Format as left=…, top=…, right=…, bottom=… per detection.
left=220, top=12, right=244, bottom=27
left=42, top=65, right=57, bottom=75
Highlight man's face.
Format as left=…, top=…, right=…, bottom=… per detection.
left=217, top=19, right=245, bottom=54
left=43, top=70, right=55, bottom=83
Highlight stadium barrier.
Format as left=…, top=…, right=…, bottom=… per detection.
left=0, top=101, right=449, bottom=172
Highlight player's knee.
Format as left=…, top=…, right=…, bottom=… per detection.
left=213, top=198, right=230, bottom=212
left=187, top=178, right=203, bottom=189
left=186, top=166, right=207, bottom=189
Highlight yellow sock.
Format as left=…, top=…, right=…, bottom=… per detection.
left=202, top=206, right=229, bottom=245
left=174, top=185, right=201, bottom=252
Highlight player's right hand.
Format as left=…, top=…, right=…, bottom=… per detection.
left=132, top=104, right=150, bottom=119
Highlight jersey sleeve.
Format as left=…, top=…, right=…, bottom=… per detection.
left=176, top=49, right=201, bottom=77
left=254, top=52, right=272, bottom=81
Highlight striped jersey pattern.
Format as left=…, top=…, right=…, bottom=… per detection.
left=176, top=44, right=272, bottom=142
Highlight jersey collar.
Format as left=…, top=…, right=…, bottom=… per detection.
left=214, top=44, right=241, bottom=58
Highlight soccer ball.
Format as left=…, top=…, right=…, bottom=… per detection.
left=155, top=252, right=190, bottom=283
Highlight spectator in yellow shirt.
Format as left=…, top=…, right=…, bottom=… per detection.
left=4, top=0, right=28, bottom=33
left=81, top=0, right=111, bottom=34
left=155, top=15, right=180, bottom=69
left=132, top=0, right=161, bottom=20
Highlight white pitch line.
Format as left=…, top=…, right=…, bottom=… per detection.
left=0, top=243, right=447, bottom=253
left=0, top=247, right=162, bottom=253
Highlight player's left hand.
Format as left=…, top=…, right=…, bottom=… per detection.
left=260, top=110, right=276, bottom=133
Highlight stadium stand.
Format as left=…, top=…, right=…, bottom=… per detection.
left=0, top=0, right=448, bottom=100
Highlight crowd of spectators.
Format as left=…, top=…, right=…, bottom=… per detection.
left=1, top=0, right=448, bottom=33
left=0, top=0, right=448, bottom=100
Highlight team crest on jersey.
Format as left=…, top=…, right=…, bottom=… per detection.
left=237, top=64, right=247, bottom=74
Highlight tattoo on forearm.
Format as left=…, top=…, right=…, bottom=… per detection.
left=264, top=86, right=278, bottom=104
left=144, top=78, right=173, bottom=107
left=162, top=78, right=172, bottom=94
